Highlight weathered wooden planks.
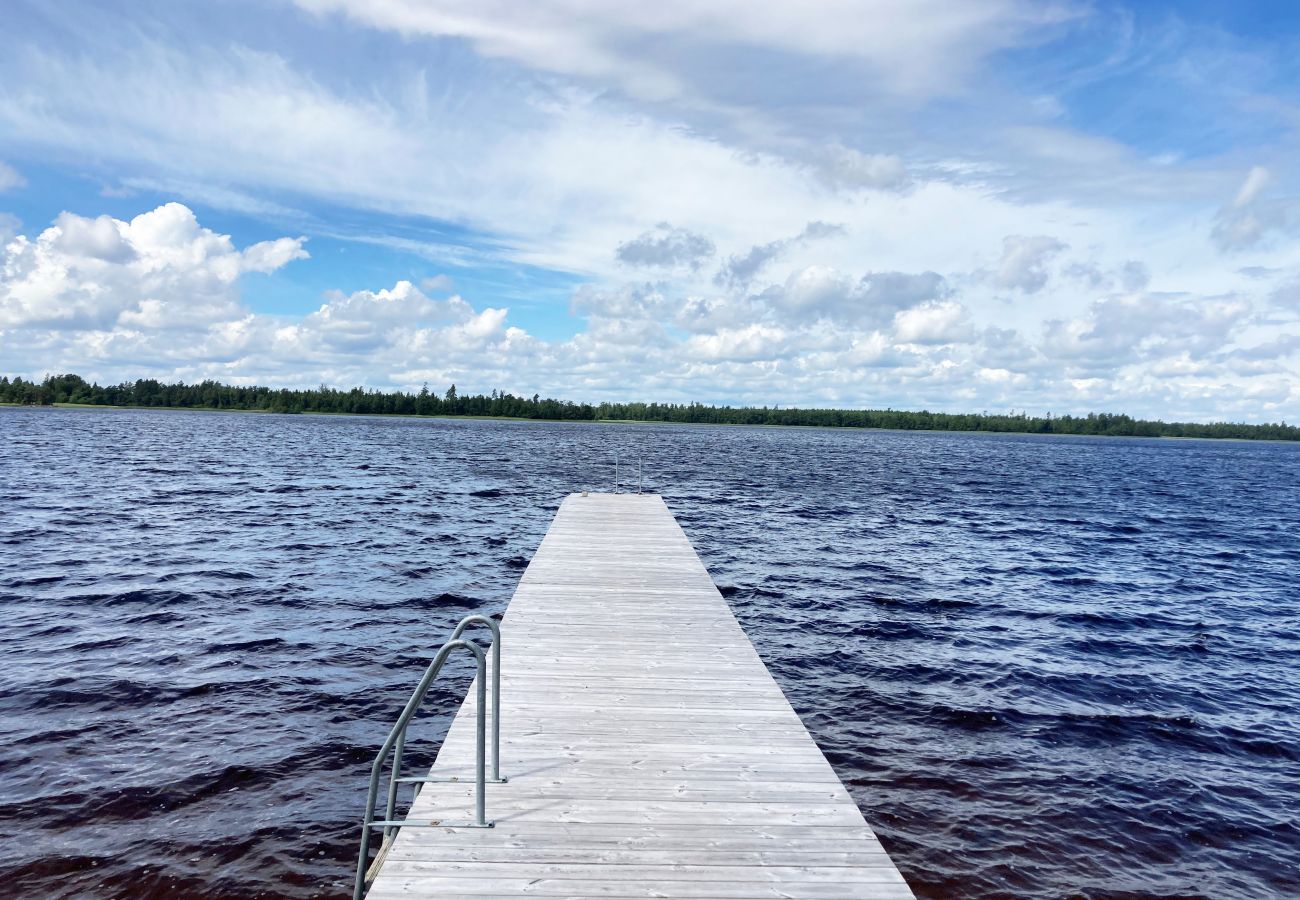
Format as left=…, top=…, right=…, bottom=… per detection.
left=365, top=493, right=913, bottom=899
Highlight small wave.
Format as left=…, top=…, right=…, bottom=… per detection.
left=2, top=573, right=64, bottom=588
left=3, top=408, right=1297, bottom=899
left=430, top=591, right=482, bottom=608
left=84, top=588, right=194, bottom=608
left=158, top=569, right=257, bottom=582
left=205, top=637, right=289, bottom=654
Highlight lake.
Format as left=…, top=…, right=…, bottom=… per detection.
left=1, top=407, right=1297, bottom=897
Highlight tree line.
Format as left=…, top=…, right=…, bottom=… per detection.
left=2, top=373, right=1296, bottom=441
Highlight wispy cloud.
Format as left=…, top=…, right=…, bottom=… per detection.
left=0, top=2, right=1298, bottom=418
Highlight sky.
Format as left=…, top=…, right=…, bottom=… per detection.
left=2, top=1, right=1299, bottom=421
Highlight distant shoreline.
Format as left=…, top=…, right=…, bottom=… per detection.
left=4, top=400, right=1296, bottom=443
left=5, top=373, right=1296, bottom=441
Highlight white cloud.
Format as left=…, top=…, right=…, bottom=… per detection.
left=242, top=237, right=312, bottom=273
left=1062, top=258, right=1149, bottom=292
left=815, top=146, right=910, bottom=191
left=0, top=160, right=26, bottom=192
left=1211, top=166, right=1291, bottom=252
left=768, top=265, right=854, bottom=317
left=0, top=203, right=307, bottom=331
left=571, top=282, right=673, bottom=321
left=993, top=234, right=1067, bottom=293
left=0, top=22, right=1278, bottom=301
left=3, top=8, right=1300, bottom=422
left=420, top=274, right=455, bottom=293
left=3, top=201, right=1297, bottom=421
left=716, top=222, right=844, bottom=288
left=1042, top=292, right=1252, bottom=375
left=0, top=213, right=23, bottom=247
left=760, top=266, right=947, bottom=328
left=51, top=212, right=136, bottom=263
left=842, top=331, right=920, bottom=369
left=294, top=0, right=1081, bottom=101
left=893, top=300, right=975, bottom=344
left=684, top=323, right=789, bottom=362
left=859, top=271, right=948, bottom=316
left=294, top=281, right=479, bottom=353
left=616, top=224, right=715, bottom=269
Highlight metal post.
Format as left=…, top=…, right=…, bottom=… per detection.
left=450, top=614, right=506, bottom=783
left=473, top=653, right=487, bottom=826
left=614, top=450, right=619, bottom=493
left=382, top=728, right=407, bottom=841
left=638, top=457, right=643, bottom=494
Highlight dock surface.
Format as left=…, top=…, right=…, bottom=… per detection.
left=366, top=493, right=913, bottom=898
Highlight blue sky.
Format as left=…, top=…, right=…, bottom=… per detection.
left=1, top=0, right=1298, bottom=420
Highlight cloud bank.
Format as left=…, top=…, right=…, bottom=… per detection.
left=3, top=204, right=1297, bottom=422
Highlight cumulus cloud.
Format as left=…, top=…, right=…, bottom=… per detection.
left=0, top=160, right=26, bottom=192
left=421, top=274, right=455, bottom=293
left=977, top=325, right=1046, bottom=373
left=685, top=324, right=789, bottom=363
left=1211, top=166, right=1290, bottom=252
left=767, top=265, right=855, bottom=316
left=3, top=203, right=1297, bottom=422
left=761, top=266, right=946, bottom=327
left=1225, top=334, right=1300, bottom=363
left=293, top=281, right=496, bottom=354
left=843, top=332, right=921, bottom=369
left=52, top=213, right=137, bottom=263
left=1062, top=258, right=1150, bottom=292
left=993, top=234, right=1067, bottom=293
left=0, top=203, right=307, bottom=331
left=571, top=282, right=673, bottom=321
left=893, top=300, right=975, bottom=344
left=1042, top=293, right=1251, bottom=374
left=0, top=205, right=538, bottom=389
left=672, top=293, right=759, bottom=333
left=859, top=270, right=948, bottom=313
left=616, top=224, right=715, bottom=270
left=242, top=237, right=311, bottom=273
left=716, top=222, right=845, bottom=289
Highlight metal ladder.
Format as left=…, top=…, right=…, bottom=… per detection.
left=613, top=450, right=643, bottom=494
left=353, top=614, right=506, bottom=900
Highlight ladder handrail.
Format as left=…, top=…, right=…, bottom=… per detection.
left=449, top=615, right=506, bottom=784
left=354, top=616, right=502, bottom=900
left=613, top=451, right=645, bottom=494
left=380, top=614, right=505, bottom=840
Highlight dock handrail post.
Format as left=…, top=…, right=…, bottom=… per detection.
left=449, top=614, right=506, bottom=783
left=473, top=649, right=487, bottom=826
left=381, top=730, right=407, bottom=842
left=614, top=450, right=620, bottom=493
left=354, top=637, right=489, bottom=900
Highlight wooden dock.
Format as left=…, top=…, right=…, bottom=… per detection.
left=365, top=493, right=913, bottom=898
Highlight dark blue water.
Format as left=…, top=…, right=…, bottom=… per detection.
left=1, top=408, right=1297, bottom=898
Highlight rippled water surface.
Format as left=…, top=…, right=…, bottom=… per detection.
left=2, top=407, right=1298, bottom=898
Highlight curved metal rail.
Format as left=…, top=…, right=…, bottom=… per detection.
left=613, top=450, right=644, bottom=494
left=353, top=615, right=505, bottom=900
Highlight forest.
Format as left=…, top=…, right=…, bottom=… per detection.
left=2, top=373, right=1296, bottom=441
